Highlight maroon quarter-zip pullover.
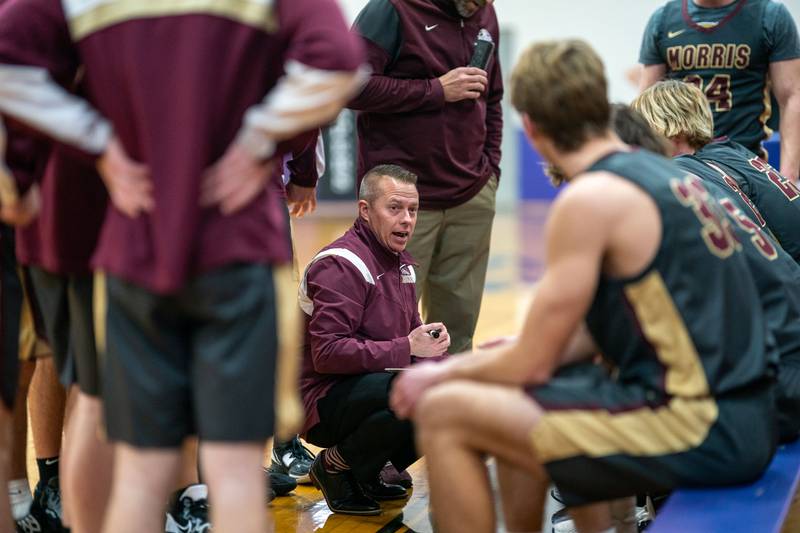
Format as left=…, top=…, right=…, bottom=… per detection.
left=350, top=0, right=503, bottom=210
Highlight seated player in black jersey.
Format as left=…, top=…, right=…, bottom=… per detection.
left=390, top=40, right=777, bottom=533
left=623, top=89, right=800, bottom=444
left=632, top=80, right=800, bottom=264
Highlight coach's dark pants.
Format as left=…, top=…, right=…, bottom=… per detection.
left=306, top=372, right=417, bottom=484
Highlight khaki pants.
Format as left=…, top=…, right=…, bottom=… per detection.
left=406, top=177, right=497, bottom=354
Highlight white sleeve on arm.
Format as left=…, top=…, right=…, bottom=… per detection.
left=0, top=64, right=112, bottom=155
left=235, top=60, right=368, bottom=160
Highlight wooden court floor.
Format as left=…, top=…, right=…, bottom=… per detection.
left=269, top=202, right=546, bottom=532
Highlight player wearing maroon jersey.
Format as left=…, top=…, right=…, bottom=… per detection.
left=0, top=1, right=365, bottom=531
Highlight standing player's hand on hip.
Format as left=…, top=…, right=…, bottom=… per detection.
left=201, top=143, right=275, bottom=215
left=438, top=67, right=488, bottom=102
left=286, top=183, right=317, bottom=218
left=390, top=361, right=451, bottom=419
left=408, top=322, right=450, bottom=357
left=97, top=136, right=153, bottom=218
left=0, top=184, right=40, bottom=226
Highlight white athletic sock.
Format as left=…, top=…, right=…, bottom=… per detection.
left=8, top=478, right=32, bottom=520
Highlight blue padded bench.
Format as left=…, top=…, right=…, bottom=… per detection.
left=650, top=440, right=800, bottom=533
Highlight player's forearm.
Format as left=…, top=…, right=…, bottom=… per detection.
left=438, top=344, right=525, bottom=385
left=443, top=272, right=592, bottom=386
left=638, top=63, right=666, bottom=92
left=779, top=94, right=800, bottom=182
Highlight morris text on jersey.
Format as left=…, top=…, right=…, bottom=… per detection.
left=666, top=44, right=751, bottom=71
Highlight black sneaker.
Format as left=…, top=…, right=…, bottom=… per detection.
left=33, top=478, right=68, bottom=532
left=270, top=436, right=315, bottom=484
left=360, top=477, right=408, bottom=501
left=164, top=484, right=211, bottom=533
left=309, top=455, right=381, bottom=516
left=266, top=469, right=297, bottom=498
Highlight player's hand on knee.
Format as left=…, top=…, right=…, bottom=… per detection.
left=438, top=67, right=488, bottom=102
left=390, top=362, right=450, bottom=419
left=408, top=322, right=449, bottom=357
left=97, top=137, right=154, bottom=218
left=200, top=142, right=275, bottom=215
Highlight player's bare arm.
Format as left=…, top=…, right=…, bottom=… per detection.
left=770, top=58, right=800, bottom=182
left=639, top=63, right=666, bottom=91
left=391, top=171, right=661, bottom=417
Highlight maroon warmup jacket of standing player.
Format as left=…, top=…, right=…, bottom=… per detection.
left=350, top=0, right=503, bottom=210
left=0, top=0, right=365, bottom=293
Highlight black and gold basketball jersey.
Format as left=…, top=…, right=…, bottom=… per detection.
left=585, top=150, right=770, bottom=399
left=639, top=0, right=800, bottom=153
left=696, top=140, right=800, bottom=263
left=675, top=153, right=800, bottom=367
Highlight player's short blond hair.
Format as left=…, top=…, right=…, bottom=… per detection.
left=510, top=39, right=610, bottom=152
left=631, top=80, right=714, bottom=150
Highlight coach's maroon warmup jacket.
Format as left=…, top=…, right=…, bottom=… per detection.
left=298, top=218, right=426, bottom=434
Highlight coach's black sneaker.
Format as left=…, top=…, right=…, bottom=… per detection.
left=270, top=436, right=315, bottom=484
left=360, top=477, right=408, bottom=501
left=266, top=469, right=297, bottom=498
left=309, top=455, right=380, bottom=516
left=165, top=484, right=211, bottom=533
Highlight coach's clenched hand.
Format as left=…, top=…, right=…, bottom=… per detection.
left=408, top=322, right=450, bottom=358
left=97, top=137, right=153, bottom=218
left=438, top=67, right=488, bottom=102
left=201, top=143, right=275, bottom=215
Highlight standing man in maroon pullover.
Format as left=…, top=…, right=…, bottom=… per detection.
left=0, top=1, right=366, bottom=531
left=350, top=0, right=503, bottom=355
left=299, top=165, right=450, bottom=516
